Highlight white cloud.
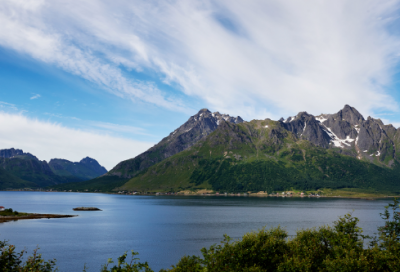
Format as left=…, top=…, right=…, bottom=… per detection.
left=0, top=112, right=155, bottom=170
left=30, top=94, right=41, bottom=100
left=0, top=0, right=190, bottom=113
left=1, top=0, right=400, bottom=120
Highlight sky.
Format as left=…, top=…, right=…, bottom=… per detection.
left=1, top=0, right=400, bottom=170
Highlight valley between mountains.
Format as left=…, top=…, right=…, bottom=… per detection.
left=51, top=105, right=400, bottom=195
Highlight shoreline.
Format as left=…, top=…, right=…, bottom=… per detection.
left=0, top=213, right=77, bottom=223
left=2, top=189, right=399, bottom=199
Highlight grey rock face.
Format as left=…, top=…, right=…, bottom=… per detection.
left=0, top=148, right=38, bottom=160
left=276, top=104, right=400, bottom=166
left=282, top=105, right=398, bottom=165
left=332, top=104, right=365, bottom=126
left=282, top=112, right=332, bottom=148
left=108, top=108, right=244, bottom=178
left=0, top=148, right=24, bottom=158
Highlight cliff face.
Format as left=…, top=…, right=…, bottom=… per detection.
left=0, top=148, right=24, bottom=158
left=279, top=105, right=398, bottom=166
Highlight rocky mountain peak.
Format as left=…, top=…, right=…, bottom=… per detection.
left=80, top=157, right=98, bottom=164
left=167, top=109, right=244, bottom=139
left=0, top=148, right=38, bottom=160
left=108, top=108, right=245, bottom=178
left=0, top=148, right=25, bottom=158
left=333, top=104, right=365, bottom=125
left=280, top=105, right=398, bottom=165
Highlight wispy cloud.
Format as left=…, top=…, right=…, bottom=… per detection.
left=0, top=101, right=18, bottom=111
left=1, top=0, right=400, bottom=120
left=0, top=111, right=155, bottom=169
left=0, top=0, right=191, bottom=114
left=90, top=121, right=152, bottom=137
left=30, top=94, right=41, bottom=100
left=43, top=112, right=152, bottom=137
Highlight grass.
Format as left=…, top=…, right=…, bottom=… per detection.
left=320, top=188, right=393, bottom=198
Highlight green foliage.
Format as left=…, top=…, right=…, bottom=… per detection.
left=189, top=153, right=400, bottom=193
left=0, top=208, right=26, bottom=217
left=0, top=156, right=81, bottom=188
left=100, top=251, right=153, bottom=272
left=50, top=176, right=129, bottom=192
left=0, top=168, right=36, bottom=190
left=0, top=240, right=57, bottom=272
left=376, top=198, right=400, bottom=249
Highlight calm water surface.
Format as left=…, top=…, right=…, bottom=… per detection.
left=0, top=192, right=391, bottom=271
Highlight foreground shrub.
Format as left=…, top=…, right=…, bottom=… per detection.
left=0, top=241, right=56, bottom=272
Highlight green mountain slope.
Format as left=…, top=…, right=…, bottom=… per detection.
left=50, top=176, right=129, bottom=192
left=120, top=120, right=400, bottom=193
left=105, top=109, right=243, bottom=179
left=0, top=168, right=36, bottom=190
left=0, top=155, right=81, bottom=187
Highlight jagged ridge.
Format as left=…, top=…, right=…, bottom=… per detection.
left=113, top=105, right=400, bottom=193
left=106, top=109, right=243, bottom=178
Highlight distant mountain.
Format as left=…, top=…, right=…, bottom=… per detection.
left=0, top=149, right=106, bottom=189
left=50, top=105, right=400, bottom=194
left=119, top=105, right=400, bottom=193
left=49, top=157, right=107, bottom=180
left=106, top=108, right=243, bottom=178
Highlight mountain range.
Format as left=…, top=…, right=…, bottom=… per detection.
left=55, top=105, right=400, bottom=194
left=0, top=148, right=107, bottom=189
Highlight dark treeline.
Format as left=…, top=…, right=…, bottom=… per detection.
left=190, top=156, right=400, bottom=193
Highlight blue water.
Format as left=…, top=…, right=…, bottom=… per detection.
left=0, top=192, right=391, bottom=271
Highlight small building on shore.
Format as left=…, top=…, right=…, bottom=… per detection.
left=0, top=206, right=4, bottom=211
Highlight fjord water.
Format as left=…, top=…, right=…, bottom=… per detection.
left=0, top=192, right=390, bottom=272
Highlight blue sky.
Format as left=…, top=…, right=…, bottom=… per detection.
left=1, top=0, right=400, bottom=169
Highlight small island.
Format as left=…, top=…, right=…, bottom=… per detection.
left=73, top=207, right=102, bottom=211
left=0, top=208, right=77, bottom=223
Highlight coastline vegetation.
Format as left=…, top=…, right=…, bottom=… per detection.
left=1, top=199, right=400, bottom=271
left=0, top=208, right=29, bottom=217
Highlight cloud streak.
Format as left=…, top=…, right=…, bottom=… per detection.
left=0, top=112, right=155, bottom=169
left=1, top=0, right=400, bottom=120
left=30, top=94, right=41, bottom=100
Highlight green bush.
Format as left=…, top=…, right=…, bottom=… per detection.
left=0, top=241, right=56, bottom=272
